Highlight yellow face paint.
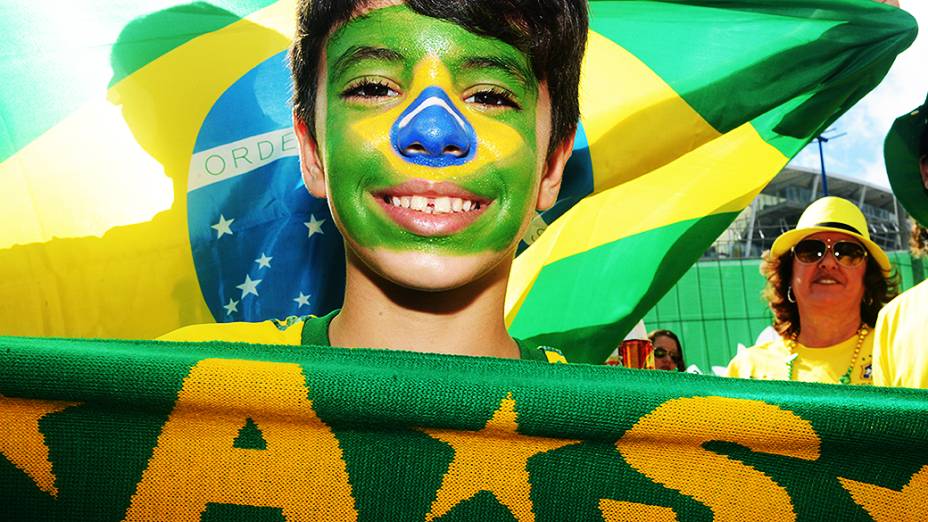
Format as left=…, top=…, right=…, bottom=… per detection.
left=322, top=5, right=544, bottom=254
left=348, top=57, right=526, bottom=182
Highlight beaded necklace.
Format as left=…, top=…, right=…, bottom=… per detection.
left=785, top=324, right=869, bottom=385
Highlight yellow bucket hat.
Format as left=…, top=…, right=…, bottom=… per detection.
left=770, top=196, right=891, bottom=273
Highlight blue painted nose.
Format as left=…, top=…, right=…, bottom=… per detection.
left=391, top=86, right=477, bottom=167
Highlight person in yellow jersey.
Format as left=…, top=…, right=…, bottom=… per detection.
left=726, top=197, right=899, bottom=384
left=873, top=94, right=928, bottom=388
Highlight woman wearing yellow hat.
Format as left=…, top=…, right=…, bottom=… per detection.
left=726, top=196, right=899, bottom=384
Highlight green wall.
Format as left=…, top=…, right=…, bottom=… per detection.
left=643, top=252, right=928, bottom=373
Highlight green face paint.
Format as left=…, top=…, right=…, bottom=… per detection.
left=321, top=5, right=543, bottom=255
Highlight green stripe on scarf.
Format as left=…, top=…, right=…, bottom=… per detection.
left=1, top=336, right=926, bottom=519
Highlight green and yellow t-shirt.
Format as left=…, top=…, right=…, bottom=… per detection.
left=161, top=310, right=566, bottom=364
left=873, top=279, right=928, bottom=389
left=725, top=334, right=874, bottom=385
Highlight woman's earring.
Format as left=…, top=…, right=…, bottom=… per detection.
left=787, top=286, right=796, bottom=303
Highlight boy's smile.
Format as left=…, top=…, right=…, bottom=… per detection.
left=371, top=179, right=492, bottom=236
left=297, top=5, right=568, bottom=290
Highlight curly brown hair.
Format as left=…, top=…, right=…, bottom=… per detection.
left=760, top=249, right=900, bottom=337
left=910, top=222, right=928, bottom=258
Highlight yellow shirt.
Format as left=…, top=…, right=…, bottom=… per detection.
left=725, top=333, right=874, bottom=385
left=873, top=279, right=928, bottom=388
left=159, top=319, right=304, bottom=345
left=159, top=311, right=567, bottom=363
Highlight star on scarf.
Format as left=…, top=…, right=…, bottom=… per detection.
left=0, top=396, right=79, bottom=497
left=840, top=465, right=928, bottom=521
left=422, top=392, right=580, bottom=521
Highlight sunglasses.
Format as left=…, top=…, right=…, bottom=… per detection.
left=792, top=239, right=868, bottom=267
left=653, top=347, right=680, bottom=362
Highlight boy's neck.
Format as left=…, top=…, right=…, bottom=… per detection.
left=329, top=251, right=520, bottom=358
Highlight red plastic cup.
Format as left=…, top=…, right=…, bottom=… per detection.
left=620, top=339, right=655, bottom=369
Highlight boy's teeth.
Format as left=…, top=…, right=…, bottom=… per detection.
left=385, top=194, right=484, bottom=213
left=434, top=197, right=452, bottom=213
left=410, top=196, right=427, bottom=211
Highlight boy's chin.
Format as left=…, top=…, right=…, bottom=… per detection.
left=357, top=247, right=509, bottom=293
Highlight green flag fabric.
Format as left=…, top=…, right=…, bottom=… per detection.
left=1, top=335, right=927, bottom=520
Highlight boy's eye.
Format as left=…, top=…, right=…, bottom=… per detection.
left=341, top=79, right=400, bottom=101
left=465, top=88, right=520, bottom=110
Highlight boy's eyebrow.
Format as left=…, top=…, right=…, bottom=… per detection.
left=459, top=56, right=533, bottom=88
left=331, top=46, right=405, bottom=76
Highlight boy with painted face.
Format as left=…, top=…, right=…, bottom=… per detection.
left=164, top=0, right=588, bottom=360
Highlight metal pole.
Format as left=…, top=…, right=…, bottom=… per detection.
left=895, top=194, right=908, bottom=251
left=744, top=199, right=757, bottom=257
left=817, top=137, right=829, bottom=197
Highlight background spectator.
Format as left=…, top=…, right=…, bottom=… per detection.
left=726, top=197, right=898, bottom=384
left=649, top=329, right=685, bottom=372
left=873, top=93, right=928, bottom=387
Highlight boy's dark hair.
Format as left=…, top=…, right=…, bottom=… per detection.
left=290, top=0, right=588, bottom=156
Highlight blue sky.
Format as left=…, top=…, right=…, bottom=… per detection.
left=788, top=3, right=928, bottom=189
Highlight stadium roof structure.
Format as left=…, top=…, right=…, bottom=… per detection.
left=707, top=166, right=909, bottom=259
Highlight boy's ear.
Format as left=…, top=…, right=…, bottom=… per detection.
left=294, top=115, right=327, bottom=199
left=536, top=132, right=575, bottom=211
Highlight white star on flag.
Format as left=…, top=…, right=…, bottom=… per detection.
left=293, top=292, right=311, bottom=308
left=223, top=298, right=239, bottom=316
left=211, top=214, right=234, bottom=239
left=236, top=274, right=262, bottom=298
left=304, top=214, right=326, bottom=238
left=255, top=253, right=273, bottom=269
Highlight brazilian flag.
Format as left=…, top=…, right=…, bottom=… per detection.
left=508, top=0, right=917, bottom=362
left=0, top=0, right=917, bottom=368
left=0, top=1, right=346, bottom=339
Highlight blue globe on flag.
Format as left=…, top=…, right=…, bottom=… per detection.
left=186, top=50, right=345, bottom=323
